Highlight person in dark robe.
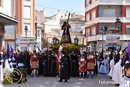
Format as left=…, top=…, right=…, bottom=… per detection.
left=50, top=51, right=57, bottom=76
left=61, top=21, right=71, bottom=43
left=38, top=53, right=43, bottom=76
left=47, top=50, right=51, bottom=76
left=24, top=51, right=31, bottom=75
left=94, top=51, right=98, bottom=75
left=16, top=52, right=27, bottom=83
left=58, top=51, right=69, bottom=82
left=42, top=51, right=48, bottom=76
left=70, top=51, right=78, bottom=77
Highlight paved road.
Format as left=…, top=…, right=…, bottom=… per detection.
left=1, top=74, right=118, bottom=87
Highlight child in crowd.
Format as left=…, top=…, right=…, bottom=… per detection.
left=120, top=63, right=130, bottom=87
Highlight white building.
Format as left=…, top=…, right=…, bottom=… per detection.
left=36, top=23, right=42, bottom=49
left=85, top=0, right=130, bottom=51
left=43, top=11, right=70, bottom=44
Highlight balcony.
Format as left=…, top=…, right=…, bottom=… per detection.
left=87, top=34, right=130, bottom=42
left=99, top=0, right=123, bottom=5
left=99, top=14, right=121, bottom=18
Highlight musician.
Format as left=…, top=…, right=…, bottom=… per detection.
left=61, top=13, right=71, bottom=43
left=78, top=51, right=87, bottom=78
left=87, top=45, right=96, bottom=78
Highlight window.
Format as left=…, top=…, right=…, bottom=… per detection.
left=86, top=13, right=90, bottom=21
left=24, top=23, right=31, bottom=35
left=70, top=24, right=83, bottom=32
left=126, top=8, right=130, bottom=17
left=103, top=9, right=115, bottom=17
left=126, top=26, right=130, bottom=34
left=108, top=26, right=115, bottom=32
left=92, top=27, right=96, bottom=36
left=86, top=28, right=90, bottom=37
left=23, top=6, right=31, bottom=19
left=87, top=0, right=90, bottom=6
left=92, top=10, right=96, bottom=20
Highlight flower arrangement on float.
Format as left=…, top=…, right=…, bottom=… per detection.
left=50, top=40, right=85, bottom=51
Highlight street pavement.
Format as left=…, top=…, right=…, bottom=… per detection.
left=2, top=74, right=118, bottom=87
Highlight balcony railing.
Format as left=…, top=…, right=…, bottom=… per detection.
left=99, top=14, right=121, bottom=17
left=99, top=0, right=123, bottom=5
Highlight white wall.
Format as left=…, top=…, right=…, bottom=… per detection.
left=0, top=0, right=12, bottom=16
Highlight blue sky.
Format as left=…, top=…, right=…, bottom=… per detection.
left=35, top=0, right=85, bottom=17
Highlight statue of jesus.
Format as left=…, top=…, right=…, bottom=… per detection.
left=61, top=13, right=71, bottom=43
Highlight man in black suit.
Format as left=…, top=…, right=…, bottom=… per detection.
left=58, top=51, right=69, bottom=82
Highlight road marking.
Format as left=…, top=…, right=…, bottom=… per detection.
left=73, top=86, right=80, bottom=87
left=38, top=85, right=45, bottom=87
left=75, top=82, right=82, bottom=84
left=51, top=82, right=58, bottom=87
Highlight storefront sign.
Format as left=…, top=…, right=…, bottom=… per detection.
left=105, top=35, right=120, bottom=43
left=16, top=38, right=30, bottom=43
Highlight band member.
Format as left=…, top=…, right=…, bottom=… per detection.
left=30, top=49, right=39, bottom=77
left=70, top=51, right=78, bottom=77
left=78, top=51, right=87, bottom=78
left=50, top=51, right=57, bottom=76
left=87, top=45, right=96, bottom=78
left=58, top=51, right=69, bottom=82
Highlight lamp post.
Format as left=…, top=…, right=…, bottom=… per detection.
left=25, top=25, right=28, bottom=38
left=14, top=16, right=17, bottom=51
left=25, top=25, right=28, bottom=51
left=100, top=26, right=107, bottom=51
left=115, top=17, right=121, bottom=34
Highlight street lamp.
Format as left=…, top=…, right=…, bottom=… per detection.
left=100, top=26, right=107, bottom=51
left=25, top=25, right=28, bottom=38
left=25, top=25, right=28, bottom=51
left=115, top=17, right=121, bottom=33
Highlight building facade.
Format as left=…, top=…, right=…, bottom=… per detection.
left=4, top=0, right=36, bottom=51
left=85, top=0, right=130, bottom=51
left=0, top=0, right=18, bottom=51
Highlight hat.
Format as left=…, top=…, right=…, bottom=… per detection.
left=41, top=48, right=47, bottom=53
left=33, top=45, right=36, bottom=50
left=59, top=44, right=65, bottom=52
left=88, top=45, right=93, bottom=52
left=125, top=61, right=129, bottom=64
left=78, top=47, right=84, bottom=55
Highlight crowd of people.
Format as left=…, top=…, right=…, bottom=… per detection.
left=0, top=43, right=130, bottom=86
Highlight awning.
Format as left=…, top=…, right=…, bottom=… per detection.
left=0, top=12, right=19, bottom=25
left=105, top=44, right=120, bottom=47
